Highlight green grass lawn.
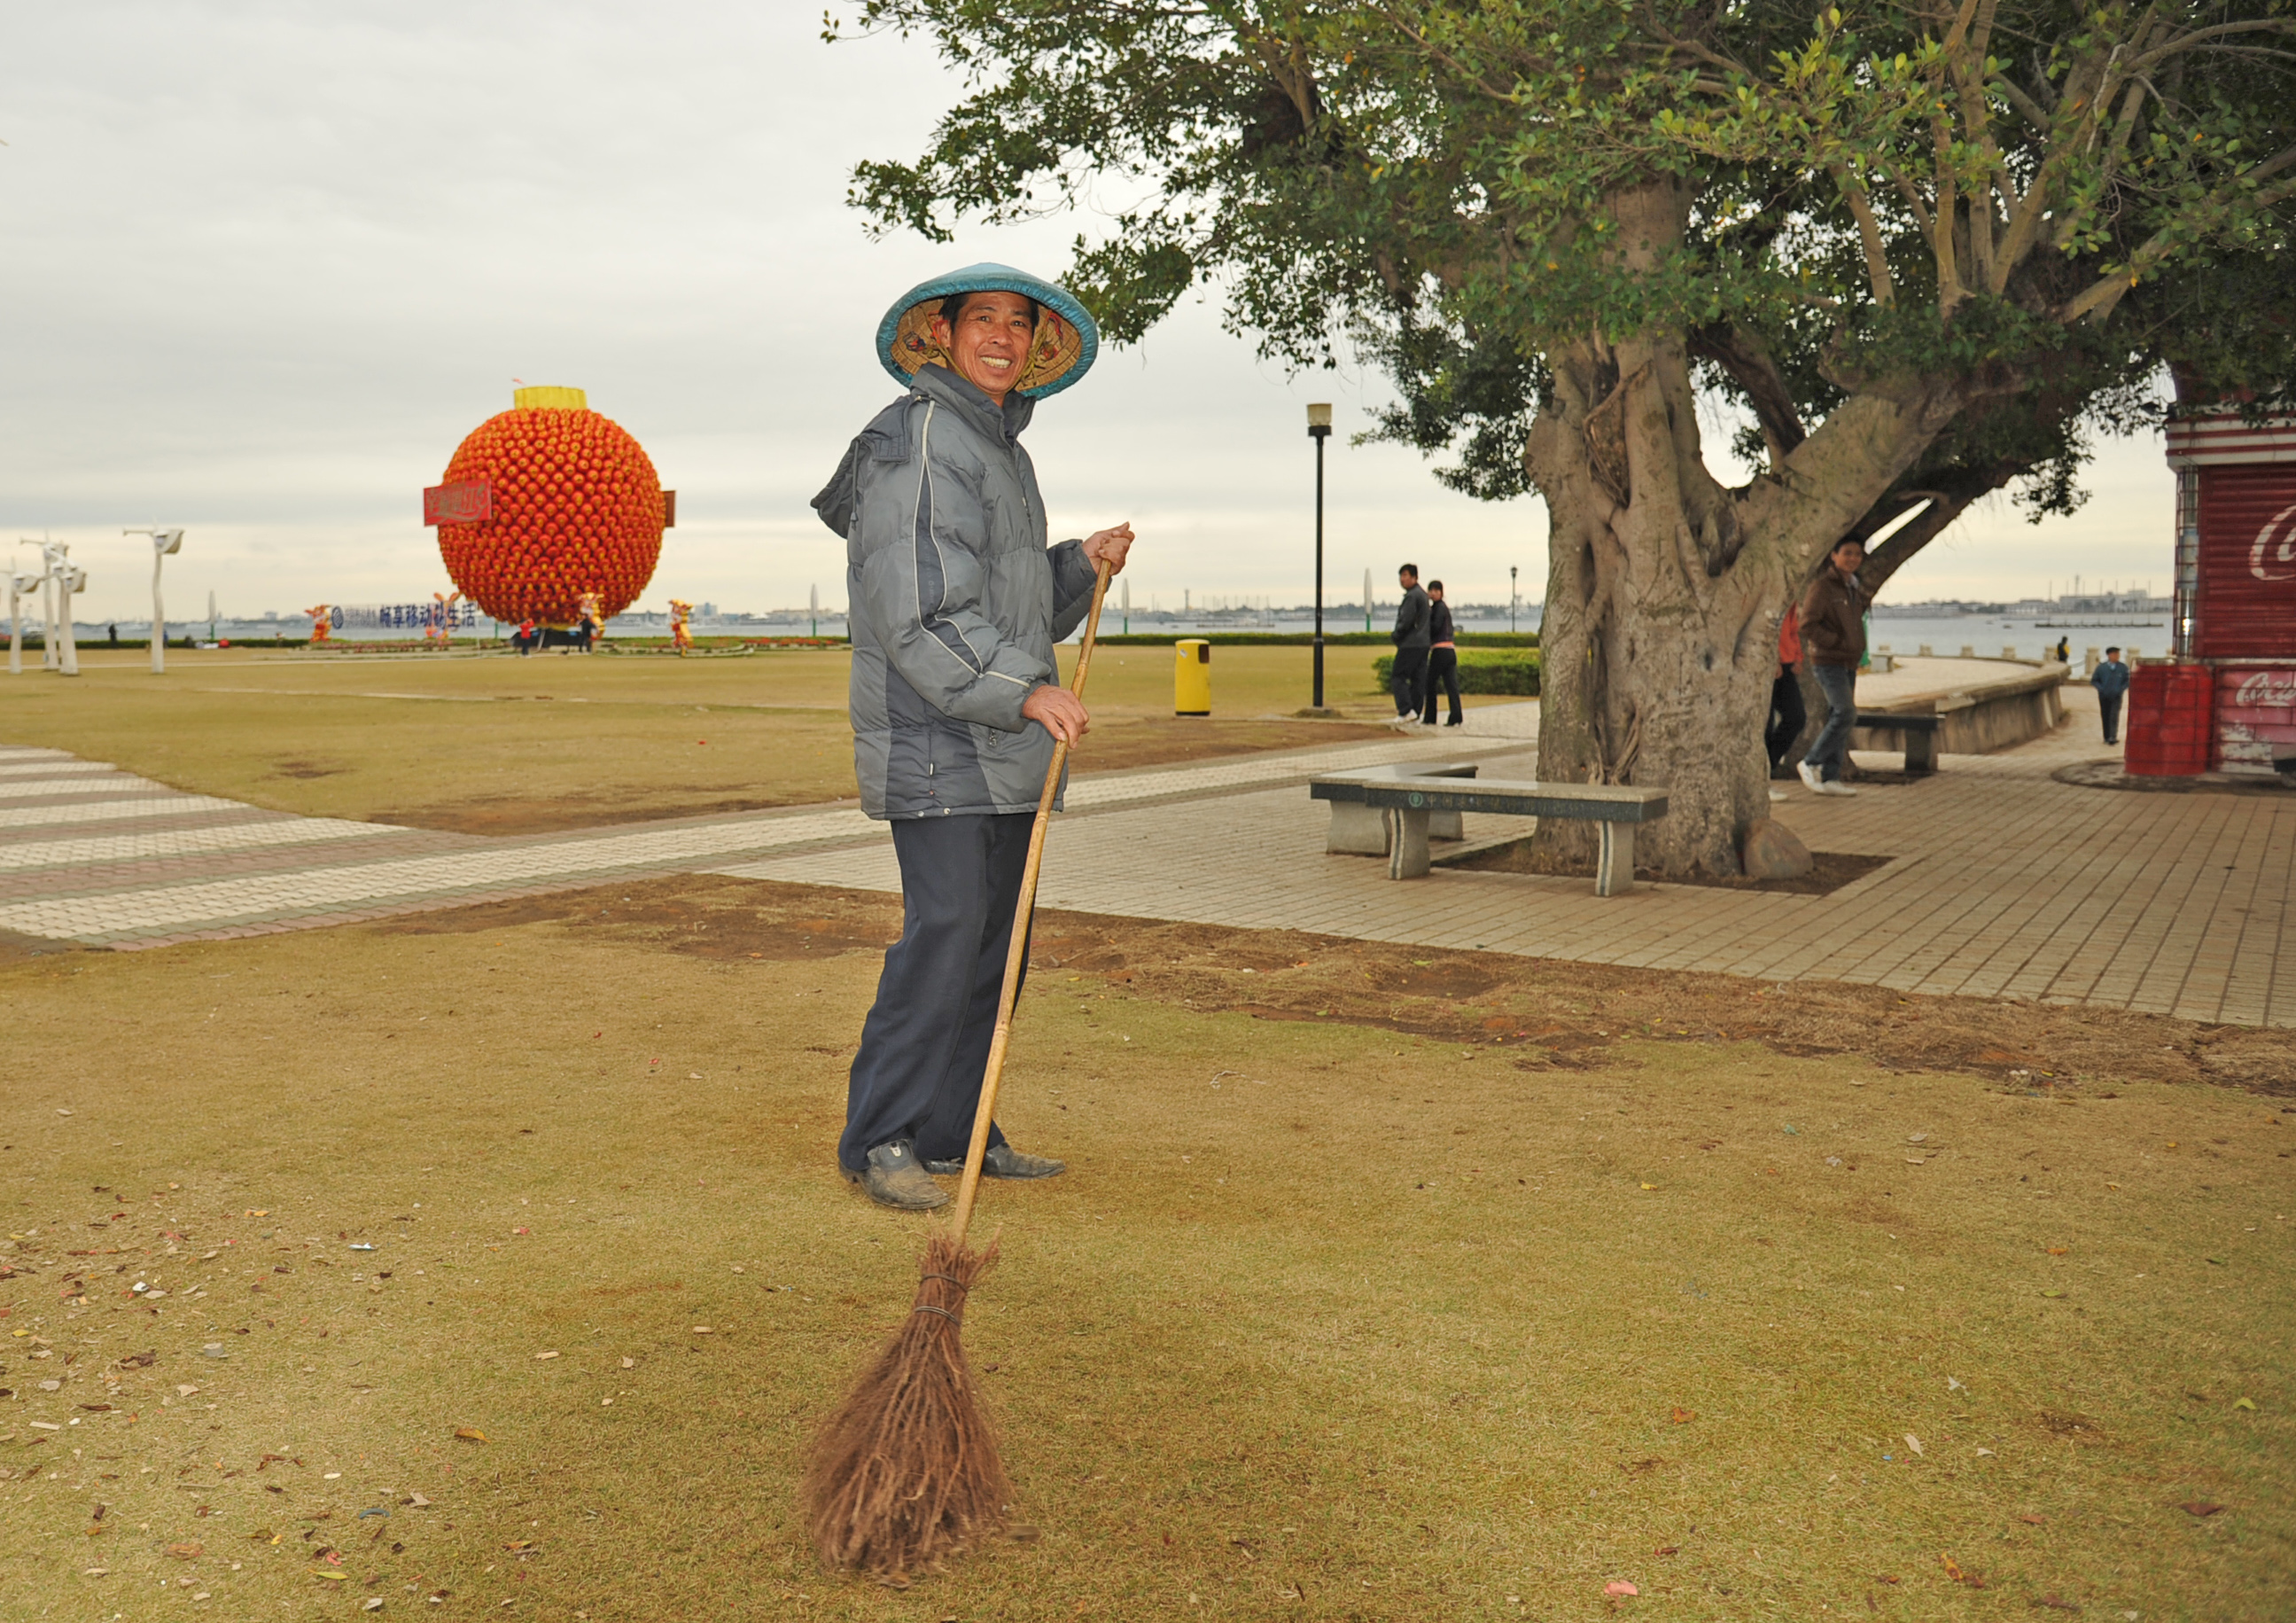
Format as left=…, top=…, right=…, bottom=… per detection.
left=2, top=876, right=2285, bottom=1621
left=0, top=646, right=1440, bottom=833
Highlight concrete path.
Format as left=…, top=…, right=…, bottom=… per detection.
left=3, top=686, right=2287, bottom=1027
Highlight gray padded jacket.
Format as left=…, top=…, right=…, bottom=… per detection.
left=813, top=364, right=1098, bottom=821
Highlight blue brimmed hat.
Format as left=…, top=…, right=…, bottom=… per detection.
left=876, top=262, right=1099, bottom=399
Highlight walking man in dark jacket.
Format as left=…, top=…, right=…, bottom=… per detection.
left=1389, top=564, right=1432, bottom=722
left=1419, top=580, right=1463, bottom=726
left=812, top=263, right=1134, bottom=1211
left=1795, top=538, right=1868, bottom=797
left=2093, top=646, right=2130, bottom=744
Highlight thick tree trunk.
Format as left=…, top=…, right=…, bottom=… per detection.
left=1527, top=183, right=1966, bottom=877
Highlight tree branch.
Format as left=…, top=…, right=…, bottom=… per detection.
left=1688, top=323, right=1807, bottom=464
left=2129, top=16, right=2296, bottom=74
left=1829, top=164, right=1896, bottom=307
left=2060, top=148, right=2296, bottom=324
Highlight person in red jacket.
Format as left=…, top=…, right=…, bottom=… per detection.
left=1765, top=605, right=1805, bottom=800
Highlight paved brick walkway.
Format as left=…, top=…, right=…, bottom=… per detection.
left=3, top=688, right=2287, bottom=1026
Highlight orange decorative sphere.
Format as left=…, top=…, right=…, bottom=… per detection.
left=435, top=386, right=665, bottom=624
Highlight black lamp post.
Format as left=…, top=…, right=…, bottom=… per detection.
left=1510, top=565, right=1518, bottom=633
left=1307, top=402, right=1332, bottom=709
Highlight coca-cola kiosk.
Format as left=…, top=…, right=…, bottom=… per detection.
left=2126, top=413, right=2296, bottom=776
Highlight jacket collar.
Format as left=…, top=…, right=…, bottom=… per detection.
left=915, top=363, right=1035, bottom=444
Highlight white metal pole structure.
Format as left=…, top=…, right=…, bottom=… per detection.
left=56, top=565, right=86, bottom=676
left=810, top=583, right=818, bottom=638
left=206, top=589, right=218, bottom=644
left=6, top=571, right=33, bottom=675
left=37, top=542, right=69, bottom=671
left=128, top=529, right=185, bottom=674
left=1121, top=577, right=1130, bottom=634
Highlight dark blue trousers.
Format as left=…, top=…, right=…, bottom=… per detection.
left=838, top=812, right=1032, bottom=1174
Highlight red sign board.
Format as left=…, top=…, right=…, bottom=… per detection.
left=424, top=480, right=493, bottom=527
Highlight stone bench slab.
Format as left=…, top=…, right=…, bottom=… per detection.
left=1315, top=774, right=1669, bottom=894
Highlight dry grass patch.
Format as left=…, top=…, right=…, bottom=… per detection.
left=0, top=884, right=2287, bottom=1621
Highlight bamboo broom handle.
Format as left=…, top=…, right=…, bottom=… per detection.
left=948, top=558, right=1116, bottom=1241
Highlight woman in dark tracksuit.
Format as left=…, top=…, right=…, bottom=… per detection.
left=1420, top=581, right=1463, bottom=726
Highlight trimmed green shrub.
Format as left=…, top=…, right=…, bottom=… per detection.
left=1374, top=647, right=1540, bottom=696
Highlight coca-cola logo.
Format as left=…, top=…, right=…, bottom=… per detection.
left=2255, top=502, right=2296, bottom=581
left=2232, top=669, right=2296, bottom=709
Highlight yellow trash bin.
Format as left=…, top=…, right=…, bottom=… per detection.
left=1174, top=638, right=1211, bottom=715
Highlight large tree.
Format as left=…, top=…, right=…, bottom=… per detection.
left=835, top=0, right=2296, bottom=873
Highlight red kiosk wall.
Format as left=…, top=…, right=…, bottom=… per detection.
left=2195, top=465, right=2296, bottom=659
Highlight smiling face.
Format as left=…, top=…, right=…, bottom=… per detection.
left=930, top=291, right=1039, bottom=405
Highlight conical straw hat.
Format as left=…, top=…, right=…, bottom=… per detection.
left=876, top=262, right=1099, bottom=399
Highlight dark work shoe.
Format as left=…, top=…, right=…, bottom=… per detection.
left=922, top=1143, right=1067, bottom=1179
left=844, top=1140, right=948, bottom=1211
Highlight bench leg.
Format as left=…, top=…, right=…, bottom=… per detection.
left=1595, top=823, right=1635, bottom=896
left=1905, top=730, right=1937, bottom=775
left=1327, top=800, right=1389, bottom=855
left=1429, top=808, right=1464, bottom=841
left=1387, top=808, right=1432, bottom=879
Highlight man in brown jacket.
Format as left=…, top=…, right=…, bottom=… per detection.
left=1795, top=537, right=1867, bottom=797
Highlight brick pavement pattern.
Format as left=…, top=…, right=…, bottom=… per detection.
left=1, top=690, right=2286, bottom=1027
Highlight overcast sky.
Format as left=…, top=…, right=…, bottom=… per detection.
left=2, top=2, right=2178, bottom=624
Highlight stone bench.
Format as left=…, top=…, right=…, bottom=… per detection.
left=1853, top=708, right=1948, bottom=774
left=1311, top=761, right=1481, bottom=855
left=1315, top=775, right=1669, bottom=894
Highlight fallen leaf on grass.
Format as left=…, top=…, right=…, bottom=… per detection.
left=1904, top=1433, right=1923, bottom=1455
left=532, top=1351, right=559, bottom=1361
left=403, top=1493, right=432, bottom=1508
left=1939, top=1554, right=1983, bottom=1588
left=1669, top=1408, right=1696, bottom=1424
left=2233, top=1398, right=2257, bottom=1411
left=2018, top=1514, right=2048, bottom=1525
left=454, top=1428, right=487, bottom=1443
left=167, top=1542, right=203, bottom=1559
left=2177, top=1502, right=2225, bottom=1517
left=502, top=1539, right=536, bottom=1552
left=2035, top=1594, right=2080, bottom=1611
left=1653, top=1545, right=1679, bottom=1556
left=311, top=1568, right=348, bottom=1581
left=1604, top=1580, right=1638, bottom=1596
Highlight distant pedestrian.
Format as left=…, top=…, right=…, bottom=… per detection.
left=107, top=623, right=118, bottom=647
left=1766, top=604, right=1805, bottom=800
left=2054, top=635, right=2070, bottom=665
left=1389, top=564, right=1431, bottom=723
left=1796, top=537, right=1868, bottom=797
left=2093, top=645, right=2130, bottom=745
left=1420, top=581, right=1463, bottom=727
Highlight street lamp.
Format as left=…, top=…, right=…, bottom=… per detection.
left=127, top=528, right=184, bottom=674
left=1306, top=402, right=1332, bottom=710
left=1510, top=565, right=1518, bottom=634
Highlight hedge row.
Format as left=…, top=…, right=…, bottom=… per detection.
left=1373, top=647, right=1541, bottom=696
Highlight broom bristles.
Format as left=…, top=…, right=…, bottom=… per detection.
left=801, top=1229, right=1010, bottom=1576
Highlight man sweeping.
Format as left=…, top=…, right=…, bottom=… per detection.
left=812, top=263, right=1134, bottom=1212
